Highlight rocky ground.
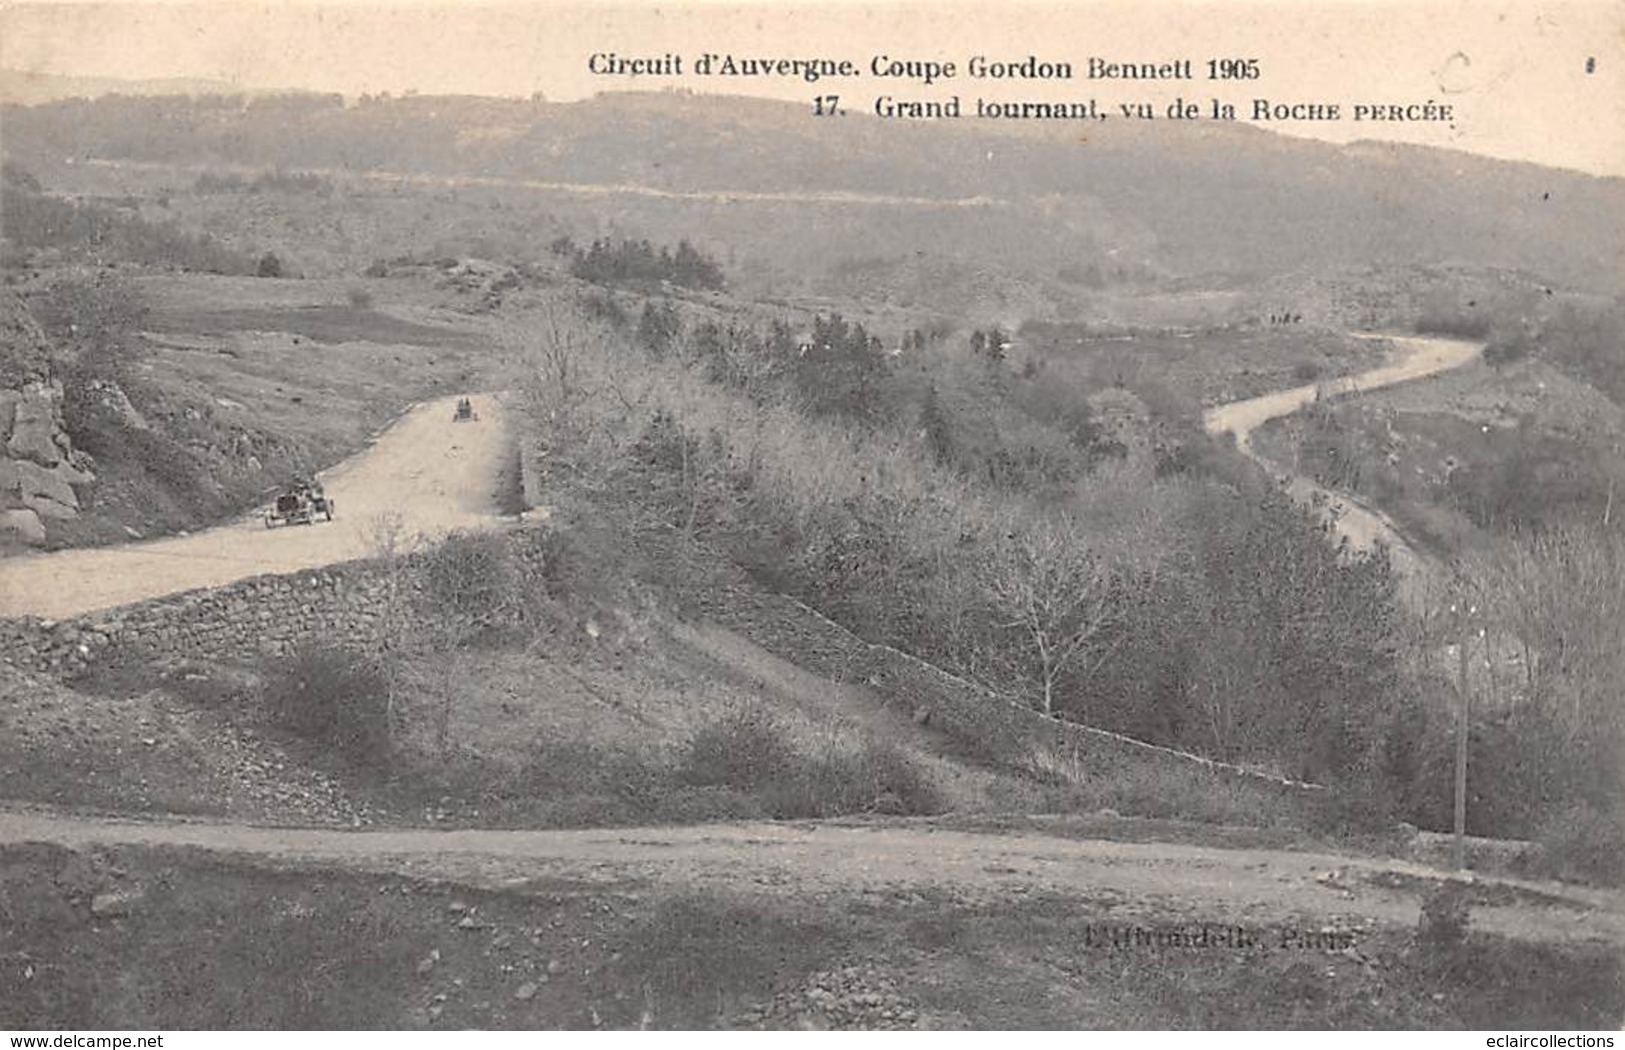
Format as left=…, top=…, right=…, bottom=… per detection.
left=1, top=292, right=96, bottom=548
left=0, top=663, right=382, bottom=825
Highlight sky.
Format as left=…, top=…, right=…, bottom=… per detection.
left=2, top=0, right=1622, bottom=177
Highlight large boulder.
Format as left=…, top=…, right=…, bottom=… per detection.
left=0, top=507, right=46, bottom=545
left=0, top=295, right=96, bottom=540
left=7, top=387, right=63, bottom=466
left=15, top=460, right=79, bottom=510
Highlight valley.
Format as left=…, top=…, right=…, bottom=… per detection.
left=2, top=81, right=1621, bottom=1031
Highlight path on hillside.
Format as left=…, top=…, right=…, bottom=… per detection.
left=1203, top=334, right=1481, bottom=589
left=1, top=807, right=1619, bottom=948
left=0, top=393, right=509, bottom=619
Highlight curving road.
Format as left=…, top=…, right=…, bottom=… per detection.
left=1203, top=334, right=1481, bottom=587
left=0, top=392, right=510, bottom=620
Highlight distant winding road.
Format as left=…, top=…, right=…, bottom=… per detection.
left=0, top=392, right=509, bottom=620
left=1203, top=334, right=1482, bottom=587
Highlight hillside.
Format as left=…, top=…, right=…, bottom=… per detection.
left=3, top=74, right=1623, bottom=1031
left=0, top=68, right=243, bottom=105
left=2, top=89, right=1620, bottom=307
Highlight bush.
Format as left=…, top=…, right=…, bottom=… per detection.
left=417, top=530, right=522, bottom=642
left=1416, top=880, right=1472, bottom=951
left=803, top=739, right=946, bottom=817
left=263, top=644, right=390, bottom=762
left=676, top=706, right=798, bottom=791
left=677, top=708, right=946, bottom=818
left=257, top=252, right=284, bottom=278
left=761, top=740, right=946, bottom=819
left=1483, top=336, right=1532, bottom=367
left=1538, top=804, right=1625, bottom=886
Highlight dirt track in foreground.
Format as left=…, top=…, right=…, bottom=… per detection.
left=0, top=393, right=509, bottom=619
left=2, top=808, right=1618, bottom=949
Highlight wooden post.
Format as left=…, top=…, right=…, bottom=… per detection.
left=1453, top=601, right=1471, bottom=871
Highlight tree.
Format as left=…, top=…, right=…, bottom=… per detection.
left=1182, top=485, right=1403, bottom=782
left=919, top=383, right=954, bottom=466
left=636, top=300, right=681, bottom=357
left=366, top=511, right=420, bottom=741
left=794, top=314, right=890, bottom=422
left=980, top=515, right=1118, bottom=717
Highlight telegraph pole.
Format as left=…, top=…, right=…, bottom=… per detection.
left=1453, top=593, right=1473, bottom=872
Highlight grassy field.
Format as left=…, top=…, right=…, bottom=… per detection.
left=1019, top=324, right=1391, bottom=408
left=17, top=271, right=512, bottom=551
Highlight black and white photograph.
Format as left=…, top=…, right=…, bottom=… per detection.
left=0, top=0, right=1621, bottom=1033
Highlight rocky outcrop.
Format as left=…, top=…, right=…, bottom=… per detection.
left=1, top=293, right=95, bottom=547
left=438, top=257, right=522, bottom=310
left=1, top=380, right=95, bottom=544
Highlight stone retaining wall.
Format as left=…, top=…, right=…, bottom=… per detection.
left=0, top=561, right=396, bottom=676
left=685, top=566, right=1328, bottom=805
left=0, top=528, right=547, bottom=677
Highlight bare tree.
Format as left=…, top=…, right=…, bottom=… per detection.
left=1469, top=524, right=1625, bottom=741
left=981, top=514, right=1119, bottom=717
left=365, top=511, right=419, bottom=735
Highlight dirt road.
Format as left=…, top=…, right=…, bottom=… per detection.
left=1, top=807, right=1617, bottom=948
left=1203, top=334, right=1481, bottom=586
left=0, top=393, right=510, bottom=619
left=88, top=157, right=1008, bottom=210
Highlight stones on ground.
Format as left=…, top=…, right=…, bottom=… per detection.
left=416, top=950, right=439, bottom=976
left=90, top=888, right=144, bottom=917
left=741, top=963, right=923, bottom=1030
left=514, top=981, right=539, bottom=1001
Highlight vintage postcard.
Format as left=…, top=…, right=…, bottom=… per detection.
left=0, top=0, right=1621, bottom=1034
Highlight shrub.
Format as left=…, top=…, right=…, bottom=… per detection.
left=763, top=740, right=946, bottom=818
left=1538, top=804, right=1625, bottom=886
left=674, top=707, right=945, bottom=818
left=1416, top=880, right=1472, bottom=951
left=841, top=738, right=947, bottom=816
left=676, top=705, right=798, bottom=791
left=1483, top=337, right=1531, bottom=367
left=257, top=252, right=284, bottom=278
left=263, top=644, right=390, bottom=762
left=417, top=530, right=522, bottom=642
